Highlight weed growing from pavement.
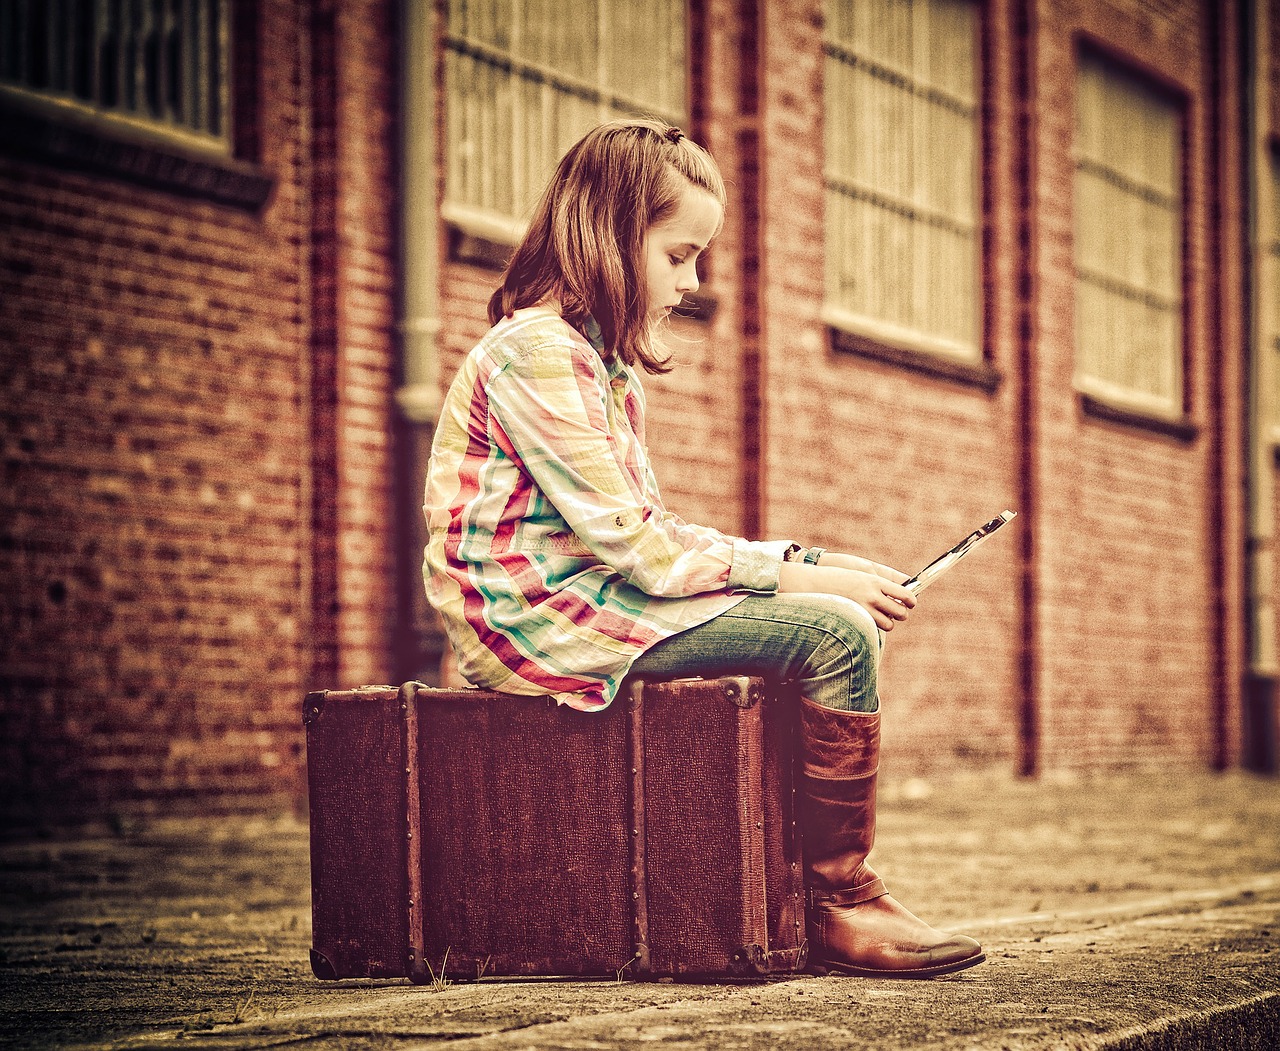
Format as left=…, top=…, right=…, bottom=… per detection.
left=425, top=947, right=451, bottom=989
left=615, top=951, right=641, bottom=983
left=231, top=985, right=256, bottom=1024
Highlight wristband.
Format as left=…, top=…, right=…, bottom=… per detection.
left=782, top=543, right=803, bottom=563
left=802, top=547, right=826, bottom=565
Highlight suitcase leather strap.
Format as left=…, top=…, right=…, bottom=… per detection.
left=626, top=679, right=651, bottom=976
left=399, top=681, right=430, bottom=983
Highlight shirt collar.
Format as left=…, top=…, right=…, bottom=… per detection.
left=580, top=315, right=630, bottom=385
left=582, top=314, right=605, bottom=354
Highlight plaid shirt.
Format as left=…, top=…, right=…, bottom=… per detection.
left=423, top=308, right=791, bottom=711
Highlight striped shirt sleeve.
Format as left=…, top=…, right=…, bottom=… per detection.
left=484, top=336, right=788, bottom=597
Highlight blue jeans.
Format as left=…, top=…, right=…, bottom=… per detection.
left=628, top=594, right=881, bottom=712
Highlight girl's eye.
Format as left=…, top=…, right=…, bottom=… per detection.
left=669, top=254, right=686, bottom=266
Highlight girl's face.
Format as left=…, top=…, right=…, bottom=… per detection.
left=643, top=178, right=723, bottom=324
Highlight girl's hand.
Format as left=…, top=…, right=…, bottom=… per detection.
left=833, top=569, right=916, bottom=631
left=778, top=563, right=916, bottom=632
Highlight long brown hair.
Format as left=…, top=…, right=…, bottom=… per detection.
left=488, top=119, right=726, bottom=374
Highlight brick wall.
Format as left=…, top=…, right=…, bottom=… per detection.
left=1, top=0, right=1273, bottom=824
left=1027, top=0, right=1232, bottom=771
left=1264, top=0, right=1280, bottom=769
left=752, top=0, right=1022, bottom=773
left=733, top=0, right=1257, bottom=775
left=307, top=0, right=401, bottom=691
left=402, top=0, right=1264, bottom=776
left=0, top=0, right=402, bottom=826
left=640, top=0, right=752, bottom=537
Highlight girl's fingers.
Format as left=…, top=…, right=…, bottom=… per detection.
left=879, top=588, right=912, bottom=621
left=867, top=594, right=907, bottom=630
left=887, top=583, right=917, bottom=607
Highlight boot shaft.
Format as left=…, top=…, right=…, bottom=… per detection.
left=798, top=696, right=885, bottom=899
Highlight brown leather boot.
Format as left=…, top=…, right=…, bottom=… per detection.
left=800, top=696, right=985, bottom=978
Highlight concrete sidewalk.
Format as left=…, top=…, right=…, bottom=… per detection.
left=1, top=767, right=1278, bottom=1050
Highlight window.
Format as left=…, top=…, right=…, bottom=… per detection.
left=0, top=0, right=231, bottom=152
left=443, top=0, right=687, bottom=245
left=1073, top=51, right=1183, bottom=420
left=823, top=0, right=982, bottom=364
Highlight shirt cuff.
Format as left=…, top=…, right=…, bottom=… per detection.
left=727, top=538, right=796, bottom=593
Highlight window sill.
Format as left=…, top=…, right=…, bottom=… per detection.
left=828, top=325, right=1001, bottom=393
left=448, top=225, right=514, bottom=270
left=1079, top=391, right=1198, bottom=442
left=0, top=89, right=274, bottom=211
left=444, top=201, right=520, bottom=269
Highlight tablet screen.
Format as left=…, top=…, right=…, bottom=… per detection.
left=903, top=510, right=1017, bottom=596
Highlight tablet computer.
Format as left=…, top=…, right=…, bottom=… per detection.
left=903, top=510, right=1017, bottom=596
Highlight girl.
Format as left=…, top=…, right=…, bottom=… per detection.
left=423, top=119, right=984, bottom=978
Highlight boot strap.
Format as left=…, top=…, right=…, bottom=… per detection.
left=807, top=876, right=887, bottom=909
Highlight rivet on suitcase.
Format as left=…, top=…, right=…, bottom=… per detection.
left=304, top=676, right=808, bottom=981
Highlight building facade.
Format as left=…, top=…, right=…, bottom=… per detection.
left=1, top=0, right=1277, bottom=825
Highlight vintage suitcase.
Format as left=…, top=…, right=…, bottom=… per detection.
left=305, top=675, right=808, bottom=982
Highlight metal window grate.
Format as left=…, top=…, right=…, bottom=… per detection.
left=0, top=0, right=230, bottom=147
left=1073, top=51, right=1183, bottom=417
left=443, top=0, right=687, bottom=240
left=823, top=0, right=981, bottom=363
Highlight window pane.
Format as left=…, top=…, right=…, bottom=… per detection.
left=0, top=0, right=230, bottom=147
left=824, top=0, right=981, bottom=361
left=444, top=0, right=688, bottom=235
left=1073, top=51, right=1183, bottom=414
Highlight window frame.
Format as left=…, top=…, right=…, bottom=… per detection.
left=441, top=0, right=690, bottom=257
left=1071, top=43, right=1192, bottom=436
left=821, top=0, right=993, bottom=388
left=0, top=0, right=233, bottom=151
left=0, top=0, right=270, bottom=210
